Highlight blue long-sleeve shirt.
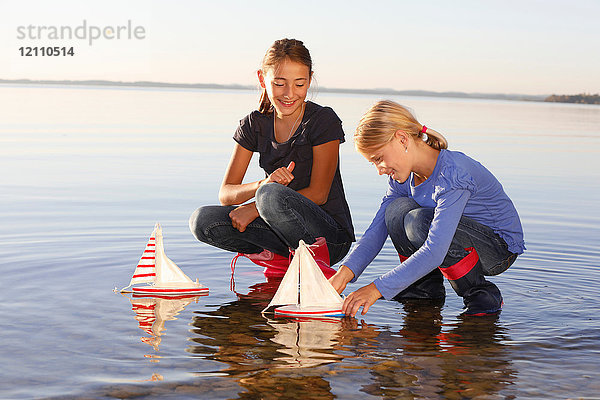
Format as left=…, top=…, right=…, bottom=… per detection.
left=343, top=149, right=525, bottom=299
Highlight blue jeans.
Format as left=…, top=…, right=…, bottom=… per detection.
left=385, top=197, right=517, bottom=274
left=189, top=183, right=352, bottom=264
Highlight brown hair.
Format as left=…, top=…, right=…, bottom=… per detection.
left=258, top=38, right=313, bottom=114
left=354, top=100, right=448, bottom=153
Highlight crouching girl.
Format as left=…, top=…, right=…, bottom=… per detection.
left=330, top=100, right=525, bottom=316
left=189, top=39, right=354, bottom=278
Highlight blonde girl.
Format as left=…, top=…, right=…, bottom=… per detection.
left=330, top=100, right=524, bottom=316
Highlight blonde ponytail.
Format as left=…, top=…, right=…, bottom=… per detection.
left=420, top=125, right=448, bottom=150
left=355, top=100, right=448, bottom=153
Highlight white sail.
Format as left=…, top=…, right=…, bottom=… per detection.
left=263, top=240, right=342, bottom=313
left=298, top=242, right=343, bottom=308
left=153, top=224, right=197, bottom=288
left=263, top=248, right=301, bottom=312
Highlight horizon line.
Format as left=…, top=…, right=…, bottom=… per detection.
left=0, top=78, right=555, bottom=102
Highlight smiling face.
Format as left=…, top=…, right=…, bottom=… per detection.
left=362, top=132, right=413, bottom=182
left=258, top=58, right=311, bottom=119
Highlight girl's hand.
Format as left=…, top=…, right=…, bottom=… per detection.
left=329, top=265, right=355, bottom=294
left=342, top=283, right=382, bottom=317
left=262, top=161, right=295, bottom=187
left=229, top=203, right=260, bottom=232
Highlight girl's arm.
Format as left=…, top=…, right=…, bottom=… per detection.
left=330, top=179, right=407, bottom=292
left=219, top=143, right=258, bottom=206
left=218, top=144, right=261, bottom=233
left=219, top=144, right=296, bottom=206
left=219, top=143, right=296, bottom=232
left=296, top=140, right=340, bottom=205
left=341, top=189, right=470, bottom=316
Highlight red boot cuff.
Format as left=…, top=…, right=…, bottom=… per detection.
left=439, top=247, right=479, bottom=281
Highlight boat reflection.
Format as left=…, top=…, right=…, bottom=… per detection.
left=187, top=279, right=515, bottom=398
left=128, top=293, right=207, bottom=352
left=188, top=279, right=352, bottom=371
left=188, top=279, right=348, bottom=398
left=114, top=292, right=208, bottom=385
left=267, top=316, right=343, bottom=368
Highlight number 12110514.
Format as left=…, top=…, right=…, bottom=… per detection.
left=19, top=47, right=75, bottom=56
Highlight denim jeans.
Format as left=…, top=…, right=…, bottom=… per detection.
left=385, top=197, right=517, bottom=274
left=189, top=183, right=353, bottom=264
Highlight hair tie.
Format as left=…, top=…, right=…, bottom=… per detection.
left=420, top=125, right=428, bottom=142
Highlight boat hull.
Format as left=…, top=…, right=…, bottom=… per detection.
left=132, top=286, right=208, bottom=296
left=274, top=304, right=344, bottom=318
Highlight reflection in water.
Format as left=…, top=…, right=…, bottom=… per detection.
left=188, top=282, right=516, bottom=398
left=188, top=279, right=346, bottom=398
left=436, top=313, right=516, bottom=398
left=355, top=300, right=516, bottom=398
left=268, top=317, right=343, bottom=368
left=121, top=293, right=207, bottom=386
left=128, top=294, right=206, bottom=352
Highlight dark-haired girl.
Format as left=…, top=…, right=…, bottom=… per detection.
left=189, top=39, right=354, bottom=276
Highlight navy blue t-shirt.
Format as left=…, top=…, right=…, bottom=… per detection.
left=233, top=101, right=355, bottom=241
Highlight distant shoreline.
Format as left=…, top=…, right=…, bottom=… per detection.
left=545, top=93, right=600, bottom=105
left=1, top=78, right=597, bottom=105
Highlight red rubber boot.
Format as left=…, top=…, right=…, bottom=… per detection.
left=230, top=237, right=336, bottom=279
left=438, top=247, right=503, bottom=315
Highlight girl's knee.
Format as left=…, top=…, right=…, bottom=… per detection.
left=189, top=205, right=225, bottom=242
left=385, top=197, right=420, bottom=230
left=256, top=183, right=289, bottom=217
left=404, top=208, right=434, bottom=247
left=189, top=207, right=206, bottom=241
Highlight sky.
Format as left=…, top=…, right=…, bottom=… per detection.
left=1, top=0, right=599, bottom=95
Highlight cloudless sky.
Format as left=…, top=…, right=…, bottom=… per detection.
left=2, top=0, right=598, bottom=95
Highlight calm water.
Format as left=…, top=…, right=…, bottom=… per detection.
left=1, top=85, right=599, bottom=399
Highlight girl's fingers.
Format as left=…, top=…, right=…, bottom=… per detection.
left=361, top=302, right=372, bottom=316
left=342, top=283, right=380, bottom=317
left=342, top=295, right=350, bottom=314
left=349, top=299, right=363, bottom=318
left=271, top=167, right=294, bottom=184
left=342, top=293, right=357, bottom=315
left=279, top=167, right=294, bottom=180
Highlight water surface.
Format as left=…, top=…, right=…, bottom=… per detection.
left=1, top=85, right=599, bottom=399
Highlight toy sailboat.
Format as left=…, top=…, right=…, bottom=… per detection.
left=120, top=223, right=208, bottom=296
left=263, top=240, right=344, bottom=318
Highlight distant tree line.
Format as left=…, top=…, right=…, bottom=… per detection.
left=545, top=93, right=600, bottom=105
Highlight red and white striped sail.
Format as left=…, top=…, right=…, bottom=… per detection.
left=120, top=223, right=208, bottom=295
left=126, top=230, right=158, bottom=287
